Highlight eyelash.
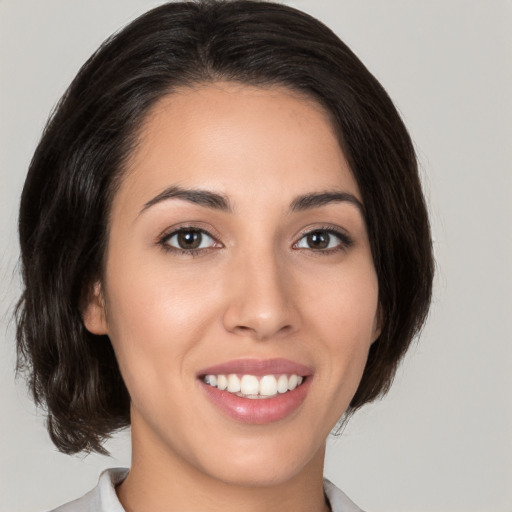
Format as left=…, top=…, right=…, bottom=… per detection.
left=157, top=224, right=353, bottom=257
left=294, top=225, right=354, bottom=255
left=158, top=225, right=220, bottom=257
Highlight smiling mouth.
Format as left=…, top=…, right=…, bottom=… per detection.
left=202, top=373, right=305, bottom=399
left=197, top=358, right=312, bottom=423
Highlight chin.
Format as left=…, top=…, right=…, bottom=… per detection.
left=204, top=456, right=312, bottom=488
left=192, top=429, right=325, bottom=488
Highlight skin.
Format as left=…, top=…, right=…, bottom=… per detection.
left=84, top=82, right=380, bottom=512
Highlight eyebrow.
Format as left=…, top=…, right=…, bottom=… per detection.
left=140, top=186, right=232, bottom=214
left=290, top=191, right=364, bottom=214
left=139, top=186, right=364, bottom=216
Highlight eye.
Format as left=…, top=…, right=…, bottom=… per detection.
left=162, top=228, right=216, bottom=252
left=295, top=229, right=350, bottom=251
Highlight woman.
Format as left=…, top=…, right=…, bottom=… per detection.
left=16, top=1, right=433, bottom=511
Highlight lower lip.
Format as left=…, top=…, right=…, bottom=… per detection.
left=200, top=378, right=311, bottom=424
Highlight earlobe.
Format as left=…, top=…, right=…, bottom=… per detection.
left=81, top=281, right=108, bottom=335
left=371, top=305, right=383, bottom=344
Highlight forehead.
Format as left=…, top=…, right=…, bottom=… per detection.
left=115, top=81, right=360, bottom=216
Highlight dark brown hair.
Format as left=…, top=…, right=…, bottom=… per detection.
left=16, top=0, right=433, bottom=454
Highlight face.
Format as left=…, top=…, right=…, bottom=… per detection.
left=84, top=82, right=380, bottom=486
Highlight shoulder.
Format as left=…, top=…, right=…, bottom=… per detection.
left=48, top=468, right=129, bottom=512
left=323, top=478, right=366, bottom=512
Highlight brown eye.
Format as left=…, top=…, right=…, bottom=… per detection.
left=177, top=230, right=201, bottom=249
left=165, top=229, right=215, bottom=251
left=295, top=229, right=347, bottom=251
left=305, top=231, right=330, bottom=249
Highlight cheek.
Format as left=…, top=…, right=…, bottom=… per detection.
left=107, top=248, right=219, bottom=331
left=102, top=258, right=222, bottom=396
left=306, top=258, right=379, bottom=341
left=303, top=260, right=379, bottom=392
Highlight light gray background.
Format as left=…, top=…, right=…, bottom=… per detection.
left=1, top=1, right=511, bottom=511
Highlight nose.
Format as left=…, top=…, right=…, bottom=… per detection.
left=222, top=249, right=301, bottom=341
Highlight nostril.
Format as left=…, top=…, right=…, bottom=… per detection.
left=232, top=323, right=294, bottom=341
left=233, top=325, right=255, bottom=336
left=222, top=291, right=301, bottom=340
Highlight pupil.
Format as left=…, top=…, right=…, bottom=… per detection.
left=307, top=231, right=329, bottom=249
left=178, top=230, right=201, bottom=249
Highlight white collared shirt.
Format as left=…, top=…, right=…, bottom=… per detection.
left=49, top=468, right=364, bottom=512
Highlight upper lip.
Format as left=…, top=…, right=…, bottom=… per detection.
left=197, top=358, right=313, bottom=377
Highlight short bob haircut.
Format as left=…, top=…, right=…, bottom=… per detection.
left=16, top=0, right=434, bottom=455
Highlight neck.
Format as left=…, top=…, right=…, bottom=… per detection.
left=118, top=417, right=328, bottom=512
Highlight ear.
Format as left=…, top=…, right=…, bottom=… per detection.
left=371, top=304, right=383, bottom=344
left=81, top=281, right=108, bottom=335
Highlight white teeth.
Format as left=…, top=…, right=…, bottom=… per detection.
left=203, top=373, right=305, bottom=398
left=288, top=374, right=298, bottom=390
left=241, top=375, right=259, bottom=395
left=227, top=374, right=241, bottom=393
left=260, top=375, right=277, bottom=396
left=277, top=374, right=288, bottom=394
left=205, top=374, right=217, bottom=387
left=217, top=374, right=228, bottom=391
